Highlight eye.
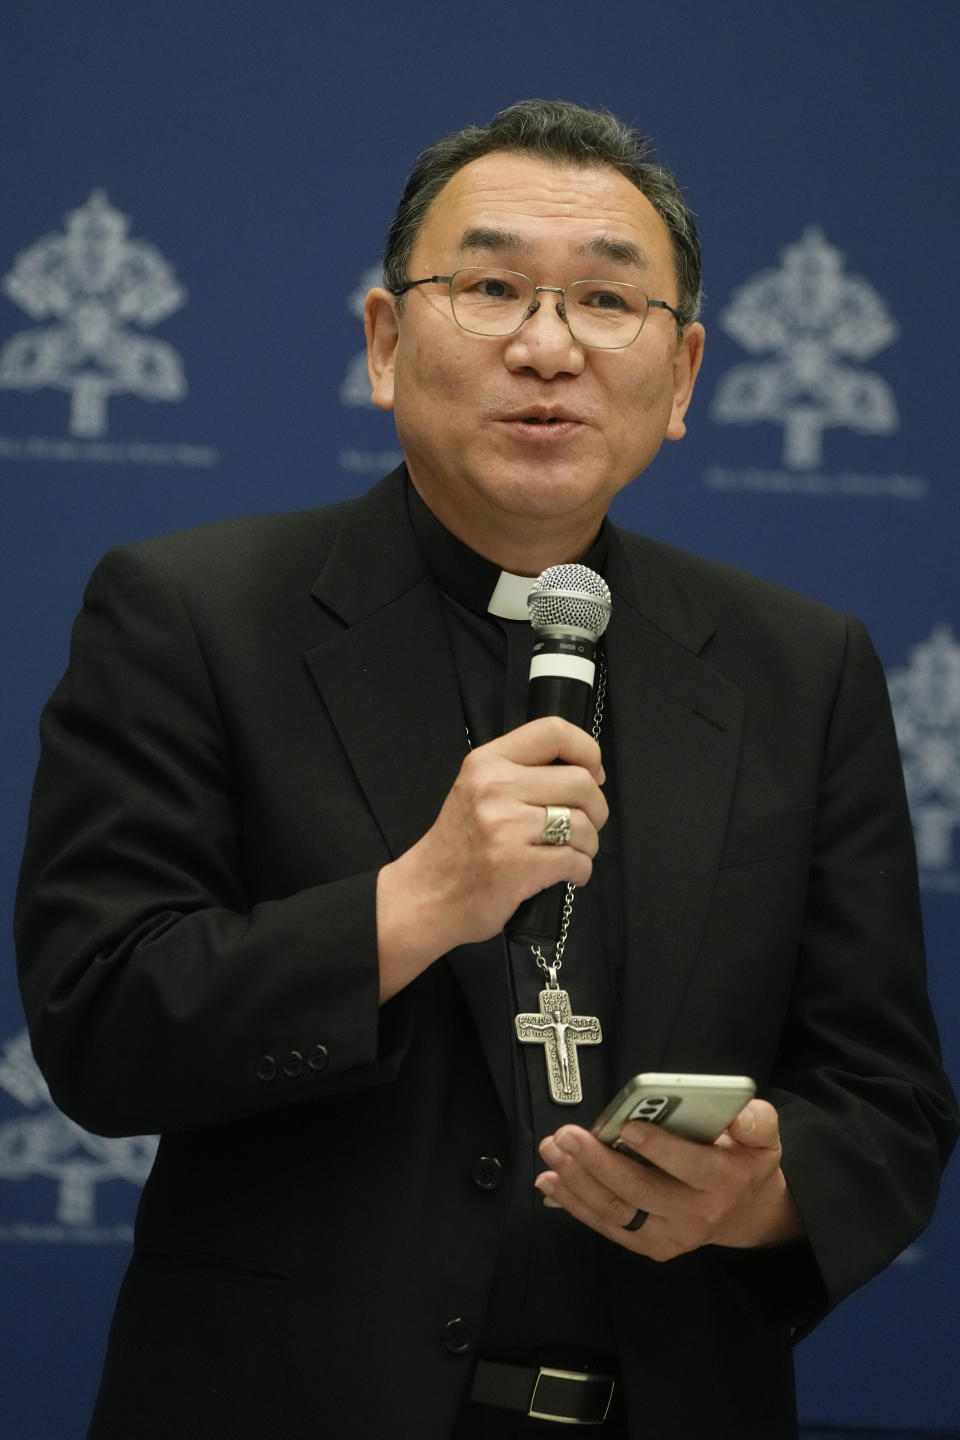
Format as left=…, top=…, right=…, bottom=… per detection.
left=468, top=273, right=519, bottom=300
left=572, top=282, right=643, bottom=315
left=589, top=290, right=626, bottom=310
left=453, top=269, right=527, bottom=304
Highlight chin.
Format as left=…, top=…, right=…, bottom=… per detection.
left=480, top=470, right=617, bottom=521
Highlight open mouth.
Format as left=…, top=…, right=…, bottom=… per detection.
left=499, top=411, right=581, bottom=436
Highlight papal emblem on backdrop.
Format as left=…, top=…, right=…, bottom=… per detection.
left=710, top=227, right=899, bottom=471
left=0, top=190, right=187, bottom=439
left=888, top=625, right=960, bottom=893
left=0, top=1029, right=156, bottom=1241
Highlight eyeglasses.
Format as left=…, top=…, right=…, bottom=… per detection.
left=389, top=267, right=684, bottom=350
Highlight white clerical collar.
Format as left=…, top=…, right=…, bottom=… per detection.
left=487, top=570, right=534, bottom=621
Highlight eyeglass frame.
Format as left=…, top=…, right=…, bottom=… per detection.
left=388, top=268, right=686, bottom=350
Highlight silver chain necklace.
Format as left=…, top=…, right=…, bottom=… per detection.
left=466, top=653, right=606, bottom=1105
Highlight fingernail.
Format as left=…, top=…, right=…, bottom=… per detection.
left=536, top=1178, right=563, bottom=1209
left=539, top=1136, right=560, bottom=1165
left=737, top=1106, right=755, bottom=1133
left=557, top=1130, right=580, bottom=1156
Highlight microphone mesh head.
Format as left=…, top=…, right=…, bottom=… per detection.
left=528, top=564, right=612, bottom=640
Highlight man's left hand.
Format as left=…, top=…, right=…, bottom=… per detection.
left=535, top=1100, right=803, bottom=1259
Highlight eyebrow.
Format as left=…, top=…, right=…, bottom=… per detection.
left=458, top=227, right=530, bottom=255
left=456, top=227, right=646, bottom=270
left=574, top=235, right=647, bottom=269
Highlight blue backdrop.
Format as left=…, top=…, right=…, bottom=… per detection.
left=2, top=3, right=958, bottom=1434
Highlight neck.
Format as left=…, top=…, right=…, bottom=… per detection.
left=412, top=484, right=603, bottom=576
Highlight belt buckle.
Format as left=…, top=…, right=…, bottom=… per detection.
left=528, top=1366, right=615, bottom=1426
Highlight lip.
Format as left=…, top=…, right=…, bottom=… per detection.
left=496, top=406, right=586, bottom=443
left=498, top=420, right=581, bottom=446
left=499, top=406, right=583, bottom=424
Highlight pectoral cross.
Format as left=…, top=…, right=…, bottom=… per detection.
left=515, top=980, right=602, bottom=1105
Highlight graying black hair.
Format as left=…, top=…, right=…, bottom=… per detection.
left=382, top=99, right=702, bottom=326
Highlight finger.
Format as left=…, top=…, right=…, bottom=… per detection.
left=519, top=770, right=609, bottom=833
left=536, top=1167, right=644, bottom=1241
left=489, top=716, right=605, bottom=780
left=537, top=1155, right=640, bottom=1235
left=529, top=804, right=601, bottom=857
left=457, top=753, right=604, bottom=837
left=617, top=1101, right=780, bottom=1188
left=726, top=1099, right=781, bottom=1149
left=523, top=845, right=596, bottom=894
left=615, top=1120, right=730, bottom=1189
left=535, top=1150, right=674, bottom=1256
left=539, top=1128, right=665, bottom=1224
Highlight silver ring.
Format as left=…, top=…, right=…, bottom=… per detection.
left=623, top=1208, right=648, bottom=1232
left=541, top=805, right=572, bottom=846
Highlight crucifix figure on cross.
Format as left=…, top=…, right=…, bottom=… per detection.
left=515, top=982, right=602, bottom=1105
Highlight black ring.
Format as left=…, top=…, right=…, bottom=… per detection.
left=623, top=1208, right=648, bottom=1232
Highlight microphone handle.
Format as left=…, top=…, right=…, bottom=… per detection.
left=526, top=673, right=594, bottom=727
left=509, top=634, right=597, bottom=944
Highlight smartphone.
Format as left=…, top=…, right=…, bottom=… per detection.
left=539, top=1071, right=756, bottom=1207
left=592, top=1072, right=756, bottom=1151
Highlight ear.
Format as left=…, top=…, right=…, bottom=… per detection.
left=363, top=287, right=400, bottom=412
left=665, top=322, right=705, bottom=442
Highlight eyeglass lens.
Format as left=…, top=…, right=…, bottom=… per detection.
left=449, top=268, right=648, bottom=348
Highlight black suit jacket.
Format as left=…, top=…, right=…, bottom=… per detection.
left=16, top=468, right=957, bottom=1439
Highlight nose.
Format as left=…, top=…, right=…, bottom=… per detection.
left=503, top=289, right=585, bottom=379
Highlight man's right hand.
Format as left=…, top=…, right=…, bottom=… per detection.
left=375, top=716, right=608, bottom=1001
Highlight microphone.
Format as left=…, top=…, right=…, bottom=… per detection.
left=526, top=563, right=612, bottom=726
left=509, top=563, right=612, bottom=942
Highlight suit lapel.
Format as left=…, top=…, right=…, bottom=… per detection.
left=304, top=471, right=465, bottom=856
left=605, top=532, right=745, bottom=1071
left=304, top=582, right=466, bottom=857
left=303, top=471, right=515, bottom=1120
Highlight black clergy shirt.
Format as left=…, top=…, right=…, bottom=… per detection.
left=407, top=483, right=625, bottom=1359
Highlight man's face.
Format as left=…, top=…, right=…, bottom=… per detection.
left=365, top=151, right=704, bottom=566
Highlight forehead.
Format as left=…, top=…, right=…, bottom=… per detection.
left=412, top=150, right=676, bottom=278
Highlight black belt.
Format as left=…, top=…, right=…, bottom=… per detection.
left=470, top=1358, right=616, bottom=1425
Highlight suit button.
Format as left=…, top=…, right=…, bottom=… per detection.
left=282, top=1050, right=304, bottom=1078
left=306, top=1044, right=329, bottom=1074
left=471, top=1156, right=503, bottom=1191
left=256, top=1055, right=277, bottom=1082
left=441, top=1317, right=473, bottom=1355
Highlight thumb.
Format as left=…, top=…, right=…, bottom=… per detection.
left=729, top=1099, right=780, bottom=1149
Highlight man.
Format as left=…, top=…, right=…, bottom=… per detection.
left=16, top=100, right=957, bottom=1439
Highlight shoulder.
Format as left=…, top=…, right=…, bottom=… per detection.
left=615, top=526, right=853, bottom=650
left=620, top=528, right=841, bottom=630
left=106, top=499, right=352, bottom=590
left=85, top=470, right=406, bottom=614
left=610, top=526, right=878, bottom=703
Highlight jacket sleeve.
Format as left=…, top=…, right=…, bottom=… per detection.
left=767, top=614, right=957, bottom=1314
left=15, top=542, right=414, bottom=1138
